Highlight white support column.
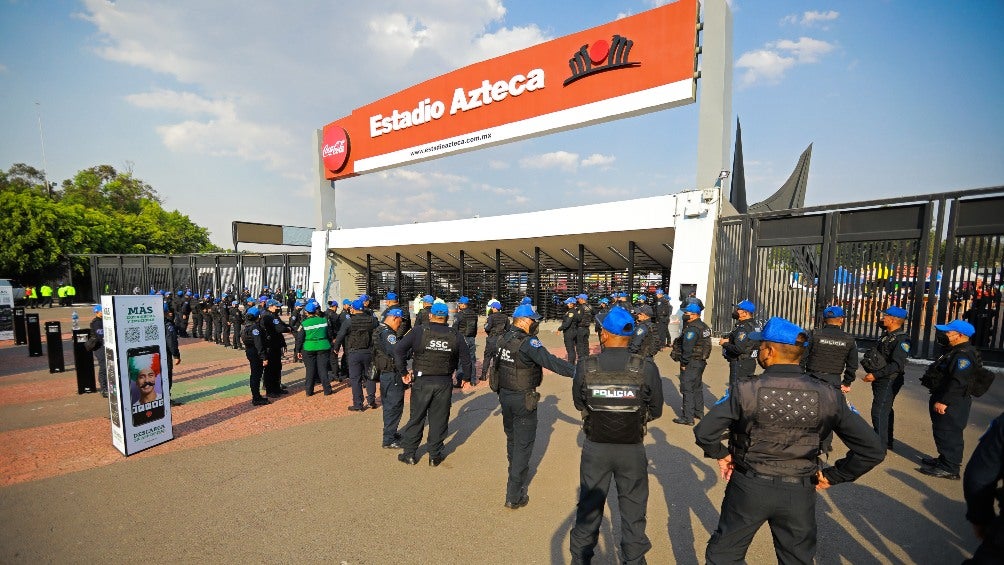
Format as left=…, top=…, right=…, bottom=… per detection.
left=667, top=189, right=720, bottom=315
left=695, top=0, right=733, bottom=189
left=311, top=129, right=339, bottom=305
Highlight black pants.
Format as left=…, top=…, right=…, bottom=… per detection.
left=222, top=322, right=231, bottom=346
left=348, top=350, right=375, bottom=407
left=706, top=470, right=817, bottom=564
left=232, top=322, right=243, bottom=348
left=303, top=349, right=331, bottom=395
left=965, top=515, right=1004, bottom=564
left=482, top=336, right=500, bottom=379
left=264, top=350, right=283, bottom=394
left=192, top=315, right=202, bottom=337
left=570, top=439, right=651, bottom=565
left=871, top=374, right=904, bottom=449
left=680, top=360, right=707, bottom=420
left=500, top=388, right=537, bottom=504
left=576, top=328, right=591, bottom=360
left=563, top=331, right=578, bottom=364
left=400, top=378, right=453, bottom=460
left=380, top=372, right=405, bottom=445
left=246, top=350, right=265, bottom=400
left=203, top=318, right=214, bottom=341
left=94, top=349, right=107, bottom=393
left=930, top=395, right=972, bottom=473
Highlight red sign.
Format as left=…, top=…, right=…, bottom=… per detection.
left=321, top=126, right=350, bottom=172
left=321, top=0, right=698, bottom=179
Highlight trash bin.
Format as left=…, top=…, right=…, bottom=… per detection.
left=26, top=313, right=43, bottom=357
left=45, top=321, right=65, bottom=373
left=72, top=329, right=97, bottom=394
left=13, top=307, right=27, bottom=345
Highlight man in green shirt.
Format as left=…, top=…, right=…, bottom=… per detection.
left=298, top=300, right=334, bottom=396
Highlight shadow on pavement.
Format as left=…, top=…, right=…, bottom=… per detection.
left=528, top=395, right=581, bottom=485
left=442, top=391, right=498, bottom=458
left=648, top=427, right=720, bottom=565
left=173, top=398, right=260, bottom=437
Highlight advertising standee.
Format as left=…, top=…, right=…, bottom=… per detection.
left=101, top=295, right=174, bottom=456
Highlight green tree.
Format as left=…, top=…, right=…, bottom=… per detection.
left=0, top=163, right=220, bottom=283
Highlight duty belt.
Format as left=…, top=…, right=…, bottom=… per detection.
left=736, top=466, right=817, bottom=486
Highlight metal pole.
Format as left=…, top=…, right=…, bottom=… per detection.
left=459, top=250, right=466, bottom=297
left=578, top=244, right=585, bottom=295
left=426, top=251, right=433, bottom=296
left=627, top=242, right=636, bottom=298
left=34, top=102, right=50, bottom=197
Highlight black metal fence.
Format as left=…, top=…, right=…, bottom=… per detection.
left=712, top=186, right=1004, bottom=362
left=81, top=253, right=311, bottom=302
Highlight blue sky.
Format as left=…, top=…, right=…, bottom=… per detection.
left=2, top=1, right=1002, bottom=248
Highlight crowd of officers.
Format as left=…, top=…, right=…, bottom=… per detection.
left=128, top=284, right=1000, bottom=564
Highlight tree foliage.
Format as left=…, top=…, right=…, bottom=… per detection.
left=1, top=163, right=220, bottom=283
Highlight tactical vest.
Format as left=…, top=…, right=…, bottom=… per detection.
left=863, top=329, right=907, bottom=374
left=635, top=322, right=661, bottom=358
left=806, top=326, right=855, bottom=375
left=371, top=325, right=397, bottom=373
left=731, top=371, right=841, bottom=477
left=687, top=320, right=713, bottom=360
left=486, top=312, right=507, bottom=336
left=240, top=323, right=257, bottom=347
left=411, top=326, right=460, bottom=376
left=581, top=354, right=648, bottom=444
left=577, top=304, right=594, bottom=327
left=495, top=331, right=543, bottom=392
left=346, top=314, right=375, bottom=351
left=457, top=309, right=478, bottom=337
left=301, top=316, right=330, bottom=352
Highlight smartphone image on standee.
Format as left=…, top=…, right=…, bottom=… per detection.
left=127, top=346, right=165, bottom=427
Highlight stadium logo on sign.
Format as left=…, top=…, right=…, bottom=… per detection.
left=563, top=35, right=640, bottom=86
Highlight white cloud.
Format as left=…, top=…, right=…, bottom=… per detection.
left=519, top=150, right=580, bottom=172
left=581, top=153, right=616, bottom=168
left=736, top=37, right=836, bottom=87
left=488, top=160, right=510, bottom=170
left=781, top=10, right=839, bottom=27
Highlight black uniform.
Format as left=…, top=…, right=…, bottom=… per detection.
left=576, top=302, right=594, bottom=360
left=288, top=307, right=304, bottom=359
left=414, top=305, right=431, bottom=328
left=861, top=327, right=911, bottom=449
left=332, top=312, right=379, bottom=409
left=191, top=298, right=204, bottom=338
left=89, top=315, right=107, bottom=394
left=558, top=306, right=580, bottom=364
left=694, top=363, right=885, bottom=564
left=490, top=327, right=574, bottom=506
left=453, top=306, right=479, bottom=385
left=593, top=306, right=608, bottom=340
left=260, top=309, right=290, bottom=396
left=628, top=319, right=661, bottom=358
left=722, top=319, right=760, bottom=387
left=482, top=311, right=508, bottom=381
left=212, top=301, right=225, bottom=343
left=373, top=323, right=404, bottom=446
left=569, top=348, right=663, bottom=565
left=924, top=341, right=979, bottom=474
left=241, top=318, right=268, bottom=403
left=221, top=304, right=234, bottom=347
left=805, top=324, right=858, bottom=389
left=383, top=303, right=412, bottom=338
left=675, top=317, right=712, bottom=422
left=231, top=306, right=244, bottom=349
left=394, top=322, right=473, bottom=464
left=164, top=314, right=180, bottom=391
left=655, top=296, right=672, bottom=346
left=963, top=412, right=1004, bottom=564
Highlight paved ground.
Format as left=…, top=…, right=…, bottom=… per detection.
left=0, top=306, right=999, bottom=564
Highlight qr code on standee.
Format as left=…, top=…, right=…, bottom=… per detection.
left=124, top=327, right=141, bottom=343
left=144, top=324, right=159, bottom=341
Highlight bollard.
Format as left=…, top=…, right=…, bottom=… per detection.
left=72, top=329, right=97, bottom=393
left=26, top=313, right=43, bottom=356
left=14, top=307, right=27, bottom=345
left=45, top=321, right=65, bottom=373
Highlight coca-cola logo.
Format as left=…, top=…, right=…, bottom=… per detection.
left=321, top=126, right=350, bottom=172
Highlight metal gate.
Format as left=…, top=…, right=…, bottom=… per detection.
left=713, top=187, right=1004, bottom=361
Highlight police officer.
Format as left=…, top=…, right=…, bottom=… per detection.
left=298, top=300, right=333, bottom=397
left=491, top=304, right=574, bottom=509
left=694, top=316, right=886, bottom=564
left=593, top=298, right=609, bottom=341
left=335, top=298, right=352, bottom=379
left=382, top=292, right=411, bottom=337
left=191, top=293, right=203, bottom=338
left=89, top=304, right=108, bottom=397
left=452, top=296, right=479, bottom=386
left=963, top=411, right=1004, bottom=563
left=395, top=302, right=473, bottom=466
left=202, top=293, right=214, bottom=341
left=575, top=294, right=594, bottom=360
left=481, top=299, right=507, bottom=382
left=414, top=295, right=434, bottom=327
left=654, top=289, right=671, bottom=347
left=629, top=305, right=661, bottom=359
left=720, top=300, right=760, bottom=389
left=861, top=305, right=911, bottom=450
left=920, top=319, right=980, bottom=480
left=240, top=306, right=270, bottom=406
left=163, top=303, right=183, bottom=405
left=222, top=300, right=237, bottom=347
left=288, top=299, right=305, bottom=361
left=232, top=299, right=248, bottom=350
left=374, top=308, right=404, bottom=448
left=557, top=297, right=579, bottom=362
left=671, top=303, right=712, bottom=425
left=260, top=299, right=291, bottom=397
left=332, top=298, right=378, bottom=411
left=569, top=307, right=663, bottom=565
left=805, top=305, right=858, bottom=391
